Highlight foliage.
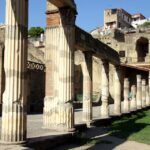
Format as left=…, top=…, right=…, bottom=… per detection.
left=138, top=21, right=150, bottom=29
left=28, top=27, right=44, bottom=38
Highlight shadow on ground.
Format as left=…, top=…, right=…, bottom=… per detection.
left=53, top=110, right=150, bottom=150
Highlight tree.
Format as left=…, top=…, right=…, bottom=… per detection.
left=138, top=21, right=150, bottom=29
left=28, top=27, right=44, bottom=38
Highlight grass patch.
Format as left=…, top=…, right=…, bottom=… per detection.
left=108, top=110, right=150, bottom=145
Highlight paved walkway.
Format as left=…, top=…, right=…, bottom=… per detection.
left=0, top=104, right=114, bottom=138
left=0, top=104, right=150, bottom=149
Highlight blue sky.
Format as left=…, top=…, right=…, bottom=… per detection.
left=0, top=0, right=149, bottom=32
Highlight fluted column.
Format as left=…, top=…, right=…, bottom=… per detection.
left=123, top=78, right=130, bottom=113
left=130, top=85, right=137, bottom=111
left=1, top=0, right=28, bottom=143
left=136, top=75, right=142, bottom=109
left=146, top=85, right=150, bottom=107
left=141, top=79, right=146, bottom=108
left=43, top=27, right=57, bottom=128
left=58, top=24, right=75, bottom=131
left=101, top=60, right=109, bottom=118
left=43, top=3, right=76, bottom=131
left=113, top=66, right=121, bottom=115
left=82, top=52, right=92, bottom=124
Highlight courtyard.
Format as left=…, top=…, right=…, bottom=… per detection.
left=1, top=105, right=150, bottom=149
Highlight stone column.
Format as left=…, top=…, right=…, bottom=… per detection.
left=43, top=2, right=76, bottom=131
left=141, top=79, right=146, bottom=108
left=81, top=52, right=93, bottom=125
left=43, top=27, right=56, bottom=128
left=1, top=0, right=28, bottom=143
left=123, top=78, right=130, bottom=113
left=146, top=85, right=150, bottom=107
left=113, top=66, right=121, bottom=115
left=136, top=75, right=142, bottom=109
left=130, top=85, right=137, bottom=111
left=101, top=60, right=109, bottom=118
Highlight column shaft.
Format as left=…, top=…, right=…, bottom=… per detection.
left=1, top=0, right=28, bottom=143
left=58, top=26, right=75, bottom=131
left=43, top=27, right=57, bottom=128
left=130, top=85, right=137, bottom=111
left=82, top=52, right=92, bottom=124
left=136, top=75, right=142, bottom=109
left=123, top=78, right=130, bottom=113
left=43, top=6, right=76, bottom=131
left=141, top=79, right=146, bottom=108
left=101, top=61, right=109, bottom=118
left=113, top=66, right=121, bottom=115
left=146, top=85, right=150, bottom=107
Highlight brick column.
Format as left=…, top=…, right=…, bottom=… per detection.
left=1, top=0, right=28, bottom=143
left=82, top=52, right=93, bottom=125
left=123, top=78, right=130, bottom=113
left=101, top=60, right=109, bottom=118
left=141, top=79, right=146, bottom=108
left=113, top=66, right=121, bottom=115
left=43, top=2, right=76, bottom=131
left=136, top=75, right=142, bottom=109
left=130, top=85, right=137, bottom=111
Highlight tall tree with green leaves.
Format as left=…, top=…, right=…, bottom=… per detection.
left=28, top=27, right=44, bottom=38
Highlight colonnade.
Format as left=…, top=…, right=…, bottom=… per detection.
left=0, top=0, right=150, bottom=146
left=79, top=55, right=150, bottom=121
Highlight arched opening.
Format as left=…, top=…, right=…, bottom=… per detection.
left=136, top=37, right=148, bottom=62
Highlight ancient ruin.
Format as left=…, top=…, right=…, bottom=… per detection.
left=0, top=0, right=150, bottom=149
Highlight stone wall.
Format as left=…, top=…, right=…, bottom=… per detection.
left=27, top=63, right=45, bottom=113
left=98, top=29, right=150, bottom=63
left=0, top=26, right=46, bottom=115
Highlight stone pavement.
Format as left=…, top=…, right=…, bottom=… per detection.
left=0, top=104, right=149, bottom=150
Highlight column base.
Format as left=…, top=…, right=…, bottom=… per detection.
left=0, top=140, right=26, bottom=145
left=43, top=125, right=75, bottom=132
left=124, top=101, right=130, bottom=113
left=113, top=112, right=122, bottom=116
left=43, top=102, right=74, bottom=132
left=82, top=112, right=92, bottom=123
left=86, top=120, right=93, bottom=128
left=137, top=106, right=142, bottom=110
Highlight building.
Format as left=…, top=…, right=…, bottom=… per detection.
left=104, top=8, right=147, bottom=30
left=104, top=8, right=132, bottom=30
left=132, top=13, right=146, bottom=22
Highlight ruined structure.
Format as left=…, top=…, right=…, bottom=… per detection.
left=104, top=8, right=146, bottom=30
left=0, top=0, right=149, bottom=148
